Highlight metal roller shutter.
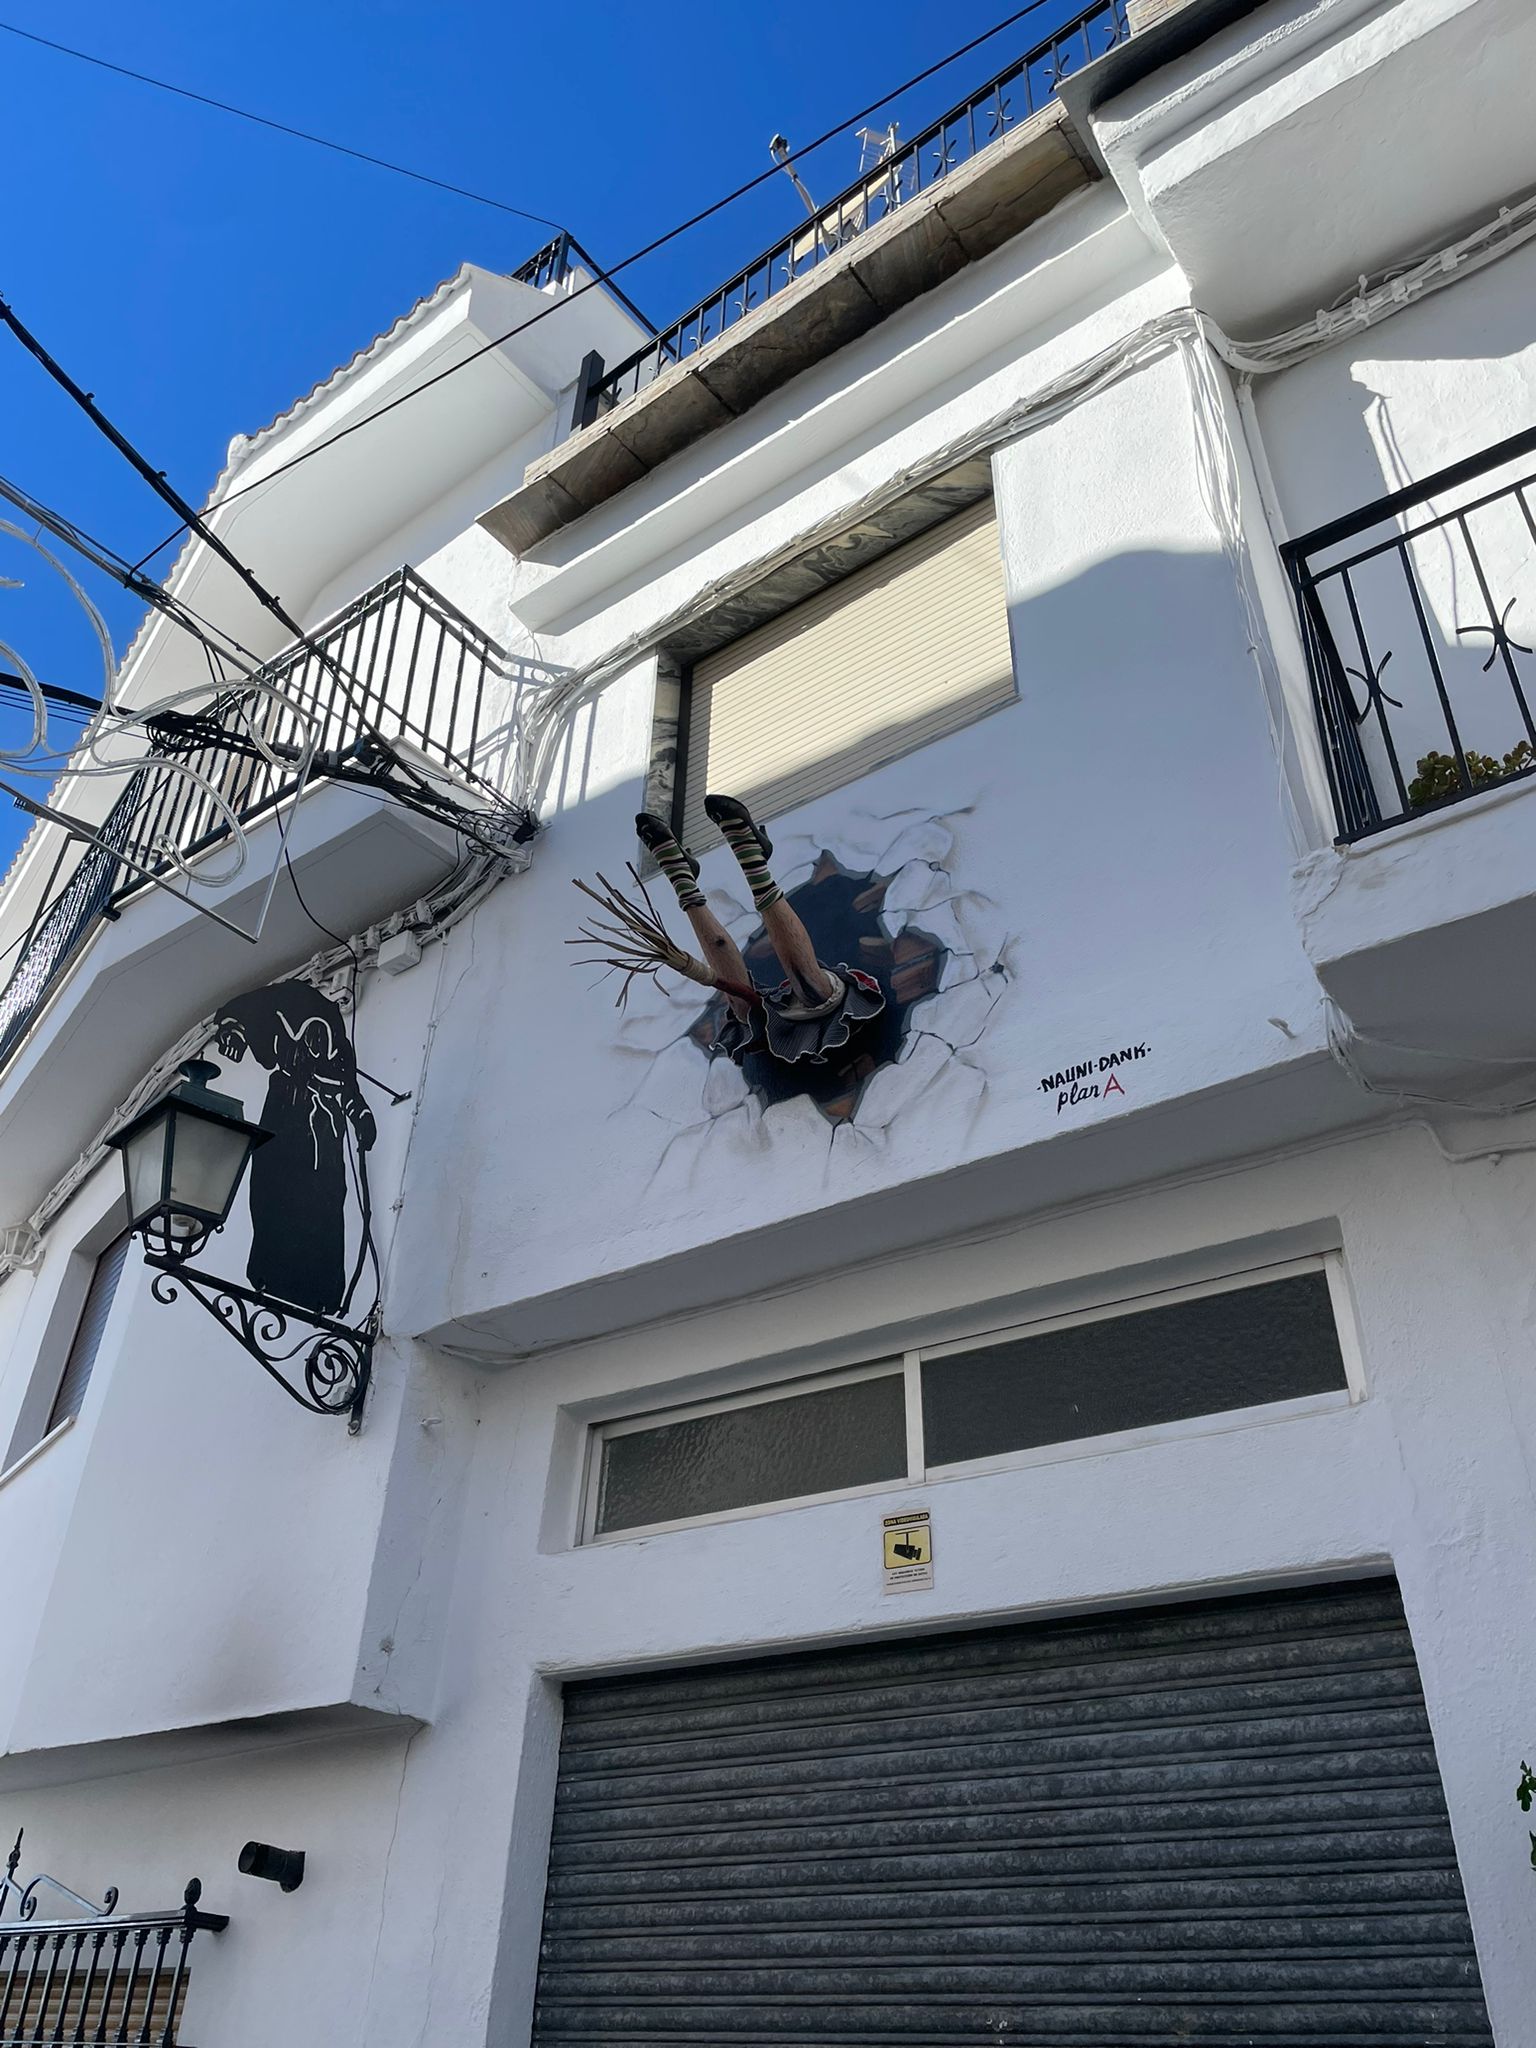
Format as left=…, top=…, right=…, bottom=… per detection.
left=533, top=1578, right=1492, bottom=2045
left=680, top=502, right=1015, bottom=852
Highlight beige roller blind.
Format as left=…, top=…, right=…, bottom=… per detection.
left=681, top=500, right=1014, bottom=849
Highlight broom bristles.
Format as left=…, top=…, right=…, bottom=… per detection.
left=567, top=865, right=715, bottom=1008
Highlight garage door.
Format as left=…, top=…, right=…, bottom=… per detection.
left=532, top=1578, right=1492, bottom=2045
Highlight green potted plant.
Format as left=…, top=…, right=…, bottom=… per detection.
left=1407, top=741, right=1535, bottom=808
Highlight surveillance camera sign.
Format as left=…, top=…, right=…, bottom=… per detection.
left=882, top=1510, right=934, bottom=1593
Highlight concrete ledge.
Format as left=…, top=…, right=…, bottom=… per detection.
left=481, top=103, right=1097, bottom=555
left=420, top=1048, right=1379, bottom=1362
left=0, top=1702, right=421, bottom=1794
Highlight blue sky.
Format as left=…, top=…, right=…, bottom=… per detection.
left=0, top=0, right=1095, bottom=870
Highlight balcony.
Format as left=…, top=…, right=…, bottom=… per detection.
left=0, top=569, right=530, bottom=1223
left=1284, top=425, right=1536, bottom=844
left=0, top=566, right=515, bottom=1077
left=1286, top=427, right=1536, bottom=1103
left=483, top=2, right=1119, bottom=552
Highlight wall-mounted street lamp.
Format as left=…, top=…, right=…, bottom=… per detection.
left=107, top=1061, right=375, bottom=1432
left=107, top=1058, right=267, bottom=1263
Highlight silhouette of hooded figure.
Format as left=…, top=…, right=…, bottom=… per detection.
left=214, top=982, right=375, bottom=1316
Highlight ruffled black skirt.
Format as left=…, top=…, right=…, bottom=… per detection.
left=711, top=966, right=886, bottom=1067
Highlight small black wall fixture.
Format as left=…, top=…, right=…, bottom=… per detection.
left=107, top=1061, right=375, bottom=1432
left=237, top=1842, right=305, bottom=1893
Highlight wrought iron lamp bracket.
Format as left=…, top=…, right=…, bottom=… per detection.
left=143, top=1255, right=375, bottom=1433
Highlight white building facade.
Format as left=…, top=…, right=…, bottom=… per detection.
left=0, top=0, right=1534, bottom=2041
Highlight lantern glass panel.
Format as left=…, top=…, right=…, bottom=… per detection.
left=167, top=1107, right=254, bottom=1227
left=122, top=1107, right=172, bottom=1227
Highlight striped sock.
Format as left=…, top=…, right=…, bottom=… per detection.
left=651, top=833, right=704, bottom=910
left=720, top=819, right=782, bottom=911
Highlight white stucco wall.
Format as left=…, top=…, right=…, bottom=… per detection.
left=0, top=935, right=471, bottom=1758
left=386, top=276, right=1336, bottom=1353
left=6, top=1120, right=1536, bottom=2047
left=1253, top=236, right=1536, bottom=541
left=2, top=8, right=1535, bottom=2041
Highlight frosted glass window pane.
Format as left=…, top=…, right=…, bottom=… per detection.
left=596, top=1372, right=907, bottom=1534
left=922, top=1271, right=1347, bottom=1469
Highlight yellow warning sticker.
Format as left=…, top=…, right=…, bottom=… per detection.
left=882, top=1510, right=934, bottom=1592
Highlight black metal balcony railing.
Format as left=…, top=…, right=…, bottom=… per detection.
left=0, top=1831, right=226, bottom=2048
left=1284, top=425, right=1536, bottom=842
left=0, top=1892, right=227, bottom=2048
left=570, top=0, right=1129, bottom=429
left=510, top=230, right=657, bottom=342
left=511, top=232, right=591, bottom=293
left=0, top=566, right=513, bottom=1071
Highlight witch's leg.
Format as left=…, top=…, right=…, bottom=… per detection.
left=704, top=794, right=838, bottom=1006
left=636, top=813, right=754, bottom=1020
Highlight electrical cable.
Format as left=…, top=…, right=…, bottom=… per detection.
left=0, top=19, right=564, bottom=233
left=281, top=839, right=355, bottom=960
left=0, top=672, right=100, bottom=716
left=0, top=510, right=301, bottom=895
left=0, top=471, right=271, bottom=686
left=0, top=297, right=361, bottom=678
left=0, top=303, right=479, bottom=863
left=123, top=0, right=1069, bottom=563
left=0, top=462, right=516, bottom=994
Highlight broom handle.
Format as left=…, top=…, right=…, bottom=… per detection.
left=713, top=976, right=765, bottom=1010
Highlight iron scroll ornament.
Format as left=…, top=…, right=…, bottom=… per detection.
left=1, top=1831, right=118, bottom=1923
left=145, top=1261, right=375, bottom=1432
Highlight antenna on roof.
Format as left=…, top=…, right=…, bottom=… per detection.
left=855, top=123, right=901, bottom=173
left=768, top=135, right=822, bottom=222
left=770, top=124, right=904, bottom=265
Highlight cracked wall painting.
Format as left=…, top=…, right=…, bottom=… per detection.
left=574, top=802, right=1015, bottom=1175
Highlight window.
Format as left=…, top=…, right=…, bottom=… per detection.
left=920, top=1269, right=1346, bottom=1467
left=591, top=1365, right=907, bottom=1537
left=678, top=501, right=1015, bottom=849
left=6, top=1227, right=134, bottom=1470
left=584, top=1260, right=1354, bottom=1539
left=46, top=1229, right=132, bottom=1434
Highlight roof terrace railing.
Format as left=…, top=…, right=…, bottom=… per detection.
left=568, top=0, right=1129, bottom=431
left=510, top=230, right=657, bottom=340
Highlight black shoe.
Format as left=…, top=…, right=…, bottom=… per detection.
left=635, top=812, right=699, bottom=877
left=703, top=792, right=772, bottom=860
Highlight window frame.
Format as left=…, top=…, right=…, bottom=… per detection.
left=3, top=1209, right=132, bottom=1475
left=578, top=1254, right=1362, bottom=1545
left=581, top=1355, right=917, bottom=1545
left=666, top=495, right=1015, bottom=848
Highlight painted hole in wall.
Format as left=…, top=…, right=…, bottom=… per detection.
left=684, top=854, right=947, bottom=1123
left=570, top=795, right=1014, bottom=1157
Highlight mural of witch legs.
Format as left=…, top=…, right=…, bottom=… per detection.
left=632, top=811, right=761, bottom=1052
left=571, top=798, right=884, bottom=1067
left=701, top=795, right=835, bottom=1006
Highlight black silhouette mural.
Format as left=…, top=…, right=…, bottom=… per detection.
left=214, top=982, right=375, bottom=1317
